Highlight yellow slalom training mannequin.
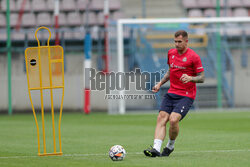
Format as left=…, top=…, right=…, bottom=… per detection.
left=25, top=27, right=64, bottom=156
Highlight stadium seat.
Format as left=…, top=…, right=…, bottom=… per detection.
left=47, top=0, right=55, bottom=11
left=50, top=13, right=66, bottom=26
left=43, top=29, right=53, bottom=40
left=0, top=14, right=6, bottom=27
left=61, top=0, right=76, bottom=11
left=242, top=23, right=250, bottom=35
left=97, top=12, right=104, bottom=25
left=91, top=26, right=99, bottom=40
left=63, top=31, right=74, bottom=40
left=220, top=9, right=233, bottom=17
left=32, top=0, right=47, bottom=12
left=22, top=13, right=36, bottom=27
left=224, top=23, right=242, bottom=36
left=111, top=11, right=124, bottom=21
left=182, top=0, right=197, bottom=9
left=123, top=28, right=130, bottom=38
left=73, top=30, right=85, bottom=40
left=228, top=0, right=243, bottom=8
left=83, top=12, right=98, bottom=26
left=204, top=9, right=216, bottom=17
left=37, top=13, right=52, bottom=26
left=197, top=0, right=213, bottom=8
left=76, top=0, right=88, bottom=11
left=188, top=9, right=203, bottom=17
left=67, top=12, right=82, bottom=26
left=58, top=13, right=67, bottom=26
left=242, top=0, right=250, bottom=7
left=0, top=29, right=7, bottom=40
left=16, top=0, right=31, bottom=11
left=109, top=0, right=121, bottom=10
left=88, top=0, right=121, bottom=11
left=90, top=0, right=104, bottom=11
left=204, top=9, right=233, bottom=17
left=211, top=0, right=225, bottom=7
left=11, top=30, right=25, bottom=41
left=1, top=0, right=16, bottom=11
left=10, top=13, right=18, bottom=27
left=51, top=31, right=56, bottom=41
left=28, top=29, right=44, bottom=40
left=233, top=8, right=248, bottom=17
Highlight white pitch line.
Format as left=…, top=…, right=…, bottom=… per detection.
left=0, top=149, right=249, bottom=159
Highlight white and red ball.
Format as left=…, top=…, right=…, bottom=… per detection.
left=109, top=145, right=126, bottom=161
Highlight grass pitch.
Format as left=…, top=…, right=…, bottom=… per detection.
left=0, top=110, right=250, bottom=167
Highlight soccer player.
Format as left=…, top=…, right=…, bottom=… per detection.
left=144, top=30, right=205, bottom=157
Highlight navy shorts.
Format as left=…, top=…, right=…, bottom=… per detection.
left=159, top=93, right=194, bottom=120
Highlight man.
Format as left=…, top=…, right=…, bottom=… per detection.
left=144, top=30, right=205, bottom=157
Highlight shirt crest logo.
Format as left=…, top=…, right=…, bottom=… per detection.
left=183, top=57, right=187, bottom=62
left=172, top=55, right=175, bottom=59
left=170, top=63, right=174, bottom=68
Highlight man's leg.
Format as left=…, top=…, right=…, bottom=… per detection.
left=169, top=112, right=182, bottom=140
left=144, top=111, right=170, bottom=157
left=154, top=111, right=170, bottom=141
left=161, top=112, right=181, bottom=156
left=153, top=111, right=170, bottom=152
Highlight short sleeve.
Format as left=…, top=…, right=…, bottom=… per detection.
left=193, top=54, right=204, bottom=73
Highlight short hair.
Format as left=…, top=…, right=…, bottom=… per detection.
left=174, top=30, right=188, bottom=38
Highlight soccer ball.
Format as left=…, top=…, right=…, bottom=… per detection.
left=109, top=145, right=126, bottom=161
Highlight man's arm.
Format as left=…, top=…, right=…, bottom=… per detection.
left=180, top=71, right=205, bottom=84
left=152, top=70, right=170, bottom=93
left=159, top=70, right=170, bottom=86
left=191, top=71, right=205, bottom=83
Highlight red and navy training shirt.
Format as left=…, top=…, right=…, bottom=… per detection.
left=167, top=48, right=204, bottom=99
